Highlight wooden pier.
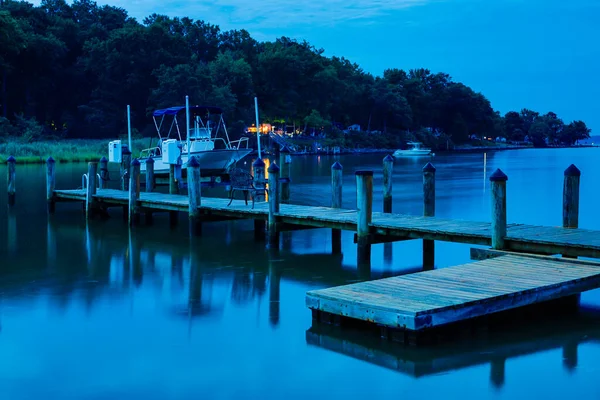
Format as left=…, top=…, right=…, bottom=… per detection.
left=306, top=254, right=600, bottom=333
left=7, top=153, right=600, bottom=343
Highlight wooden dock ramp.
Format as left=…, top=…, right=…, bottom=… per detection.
left=306, top=254, right=600, bottom=332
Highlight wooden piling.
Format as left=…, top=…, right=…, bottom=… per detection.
left=145, top=157, right=155, bottom=193
left=121, top=148, right=132, bottom=191
left=356, top=170, right=373, bottom=266
left=99, top=156, right=108, bottom=189
left=280, top=146, right=291, bottom=204
left=563, top=164, right=580, bottom=229
left=46, top=157, right=56, bottom=213
left=85, top=162, right=98, bottom=220
left=268, top=162, right=280, bottom=248
left=128, top=158, right=141, bottom=226
left=490, top=169, right=508, bottom=250
left=253, top=158, right=266, bottom=239
left=383, top=154, right=394, bottom=213
left=331, top=162, right=343, bottom=253
left=187, top=156, right=202, bottom=236
left=169, top=160, right=179, bottom=227
left=423, top=162, right=436, bottom=269
left=7, top=155, right=15, bottom=206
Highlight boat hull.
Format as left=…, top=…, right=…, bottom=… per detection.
left=393, top=149, right=432, bottom=157
left=140, top=148, right=252, bottom=176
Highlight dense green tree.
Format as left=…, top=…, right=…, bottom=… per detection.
left=0, top=0, right=591, bottom=147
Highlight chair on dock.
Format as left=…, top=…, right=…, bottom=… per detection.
left=227, top=168, right=266, bottom=208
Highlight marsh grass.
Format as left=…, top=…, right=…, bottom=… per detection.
left=0, top=138, right=149, bottom=164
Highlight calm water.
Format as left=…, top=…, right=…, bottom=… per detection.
left=1, top=148, right=600, bottom=399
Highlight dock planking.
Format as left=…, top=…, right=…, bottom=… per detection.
left=54, top=188, right=600, bottom=258
left=306, top=254, right=600, bottom=332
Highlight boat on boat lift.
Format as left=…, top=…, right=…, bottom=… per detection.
left=109, top=99, right=252, bottom=178
left=393, top=141, right=432, bottom=157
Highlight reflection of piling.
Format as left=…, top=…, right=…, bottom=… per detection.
left=187, top=156, right=202, bottom=236
left=490, top=357, right=506, bottom=389
left=356, top=170, right=373, bottom=270
left=252, top=158, right=266, bottom=239
left=490, top=169, right=508, bottom=250
left=331, top=162, right=343, bottom=254
left=268, top=249, right=281, bottom=327
left=268, top=163, right=280, bottom=248
left=128, top=159, right=141, bottom=226
left=46, top=157, right=56, bottom=214
left=383, top=154, right=394, bottom=213
left=562, top=342, right=578, bottom=372
left=563, top=164, right=580, bottom=229
left=7, top=155, right=15, bottom=206
left=423, top=163, right=436, bottom=270
left=7, top=206, right=16, bottom=255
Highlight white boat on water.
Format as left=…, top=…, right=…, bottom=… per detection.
left=393, top=141, right=432, bottom=157
left=109, top=102, right=252, bottom=178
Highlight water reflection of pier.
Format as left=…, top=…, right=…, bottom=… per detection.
left=34, top=218, right=420, bottom=328
left=306, top=306, right=600, bottom=389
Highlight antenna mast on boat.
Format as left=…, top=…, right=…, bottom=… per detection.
left=127, top=105, right=132, bottom=152
left=186, top=95, right=190, bottom=155
left=254, top=97, right=262, bottom=159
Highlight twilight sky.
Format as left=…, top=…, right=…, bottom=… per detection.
left=32, top=0, right=600, bottom=133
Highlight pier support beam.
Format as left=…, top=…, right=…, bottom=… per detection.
left=46, top=157, right=56, bottom=214
left=128, top=159, right=141, bottom=226
left=268, top=162, right=280, bottom=248
left=253, top=158, right=266, bottom=239
left=7, top=155, right=15, bottom=206
left=145, top=157, right=155, bottom=224
left=563, top=164, right=580, bottom=229
left=86, top=162, right=98, bottom=220
left=423, top=162, right=436, bottom=270
left=356, top=170, right=373, bottom=270
left=490, top=169, right=508, bottom=250
left=187, top=156, right=202, bottom=236
left=279, top=146, right=291, bottom=204
left=383, top=154, right=394, bottom=213
left=99, top=156, right=108, bottom=189
left=331, top=162, right=343, bottom=254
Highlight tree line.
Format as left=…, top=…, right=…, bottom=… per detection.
left=0, top=0, right=591, bottom=148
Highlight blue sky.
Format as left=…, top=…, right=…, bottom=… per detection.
left=32, top=0, right=600, bottom=133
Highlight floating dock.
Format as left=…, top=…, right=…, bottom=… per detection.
left=306, top=254, right=600, bottom=334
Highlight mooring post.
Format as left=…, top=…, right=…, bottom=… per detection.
left=128, top=158, right=141, bottom=226
left=7, top=155, right=16, bottom=206
left=144, top=157, right=155, bottom=224
left=121, top=148, right=132, bottom=191
left=267, top=162, right=280, bottom=248
left=280, top=146, right=291, bottom=204
left=146, top=157, right=155, bottom=193
left=423, top=162, right=436, bottom=269
left=563, top=164, right=580, bottom=229
left=356, top=170, right=373, bottom=267
left=99, top=156, right=108, bottom=189
left=383, top=154, right=394, bottom=213
left=169, top=160, right=179, bottom=227
left=85, top=162, right=98, bottom=220
left=187, top=156, right=202, bottom=236
left=252, top=158, right=266, bottom=239
left=46, top=157, right=56, bottom=214
left=490, top=169, right=508, bottom=250
left=331, top=162, right=343, bottom=254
